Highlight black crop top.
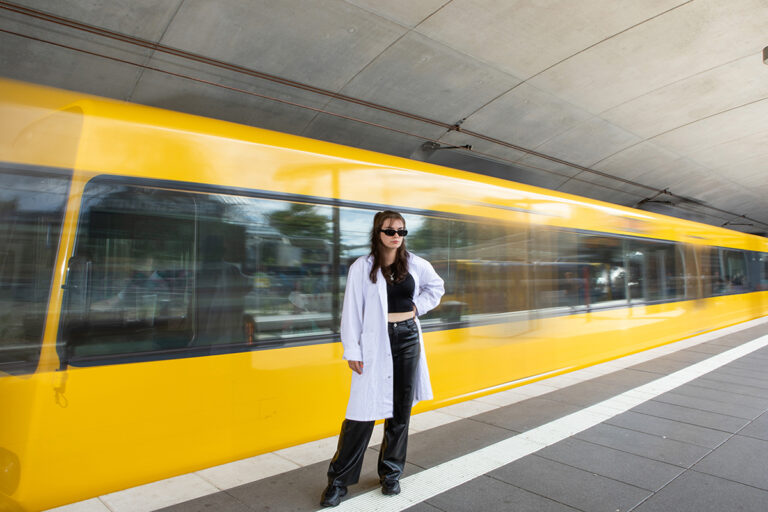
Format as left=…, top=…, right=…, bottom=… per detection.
left=386, top=271, right=415, bottom=313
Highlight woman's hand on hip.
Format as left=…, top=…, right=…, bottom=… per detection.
left=348, top=360, right=363, bottom=374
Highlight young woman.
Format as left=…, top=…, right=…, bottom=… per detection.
left=321, top=210, right=445, bottom=507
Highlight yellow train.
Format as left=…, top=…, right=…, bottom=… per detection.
left=1, top=79, right=767, bottom=511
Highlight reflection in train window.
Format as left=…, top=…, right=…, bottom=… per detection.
left=722, top=249, right=748, bottom=293
left=627, top=240, right=685, bottom=303
left=531, top=229, right=579, bottom=310
left=64, top=182, right=336, bottom=361
left=65, top=184, right=196, bottom=359
left=0, top=169, right=70, bottom=373
left=578, top=235, right=627, bottom=308
left=242, top=200, right=335, bottom=341
left=760, top=253, right=768, bottom=290
left=409, top=215, right=528, bottom=324
left=698, top=247, right=724, bottom=296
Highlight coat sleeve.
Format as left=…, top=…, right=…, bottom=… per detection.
left=340, top=258, right=365, bottom=361
left=413, top=257, right=445, bottom=316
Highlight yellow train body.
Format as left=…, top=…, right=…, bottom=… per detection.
left=1, top=79, right=766, bottom=511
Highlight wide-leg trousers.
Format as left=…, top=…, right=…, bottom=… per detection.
left=327, top=318, right=421, bottom=486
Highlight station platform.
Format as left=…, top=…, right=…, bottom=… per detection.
left=50, top=317, right=768, bottom=512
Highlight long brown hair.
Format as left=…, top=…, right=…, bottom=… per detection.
left=369, top=210, right=409, bottom=283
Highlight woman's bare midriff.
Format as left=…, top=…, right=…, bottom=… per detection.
left=387, top=311, right=415, bottom=322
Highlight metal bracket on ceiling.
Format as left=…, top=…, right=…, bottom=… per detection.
left=421, top=141, right=472, bottom=151
left=722, top=215, right=754, bottom=227
left=634, top=188, right=673, bottom=208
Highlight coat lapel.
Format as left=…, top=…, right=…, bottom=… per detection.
left=366, top=255, right=389, bottom=321
left=376, top=267, right=388, bottom=320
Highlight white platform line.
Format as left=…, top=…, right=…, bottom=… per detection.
left=324, top=334, right=768, bottom=512
left=46, top=316, right=768, bottom=511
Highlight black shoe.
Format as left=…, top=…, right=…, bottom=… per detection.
left=320, top=485, right=348, bottom=507
left=381, top=480, right=401, bottom=495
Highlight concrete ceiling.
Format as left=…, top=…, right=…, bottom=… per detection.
left=2, top=0, right=767, bottom=234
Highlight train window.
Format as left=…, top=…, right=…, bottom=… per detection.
left=63, top=181, right=337, bottom=363
left=628, top=240, right=686, bottom=303
left=698, top=247, right=724, bottom=296
left=531, top=229, right=582, bottom=310
left=682, top=245, right=701, bottom=300
left=0, top=169, right=70, bottom=374
left=578, top=235, right=626, bottom=308
left=240, top=199, right=335, bottom=342
left=391, top=213, right=451, bottom=325
left=626, top=240, right=645, bottom=303
left=669, top=245, right=687, bottom=299
left=445, top=218, right=528, bottom=322
left=722, top=249, right=748, bottom=293
left=64, top=183, right=196, bottom=359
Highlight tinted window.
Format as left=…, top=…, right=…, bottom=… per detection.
left=580, top=235, right=626, bottom=308
left=64, top=181, right=337, bottom=362
left=697, top=248, right=722, bottom=297
left=408, top=215, right=528, bottom=325
left=531, top=229, right=580, bottom=310
left=0, top=169, right=69, bottom=374
left=722, top=249, right=748, bottom=293
left=628, top=240, right=685, bottom=302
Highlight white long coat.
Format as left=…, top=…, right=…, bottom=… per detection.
left=340, top=252, right=445, bottom=421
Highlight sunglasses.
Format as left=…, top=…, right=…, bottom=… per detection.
left=380, top=228, right=408, bottom=237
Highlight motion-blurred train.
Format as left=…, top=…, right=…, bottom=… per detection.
left=1, top=79, right=767, bottom=511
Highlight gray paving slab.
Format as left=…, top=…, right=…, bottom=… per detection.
left=670, top=382, right=768, bottom=410
left=693, top=435, right=768, bottom=490
left=692, top=376, right=768, bottom=399
left=652, top=390, right=766, bottom=419
left=707, top=333, right=760, bottom=347
left=574, top=423, right=711, bottom=467
left=633, top=470, right=768, bottom=512
left=418, top=474, right=581, bottom=512
left=539, top=379, right=637, bottom=408
left=629, top=357, right=700, bottom=375
left=472, top=397, right=582, bottom=432
left=736, top=351, right=768, bottom=362
left=489, top=454, right=651, bottom=512
left=712, top=325, right=768, bottom=344
left=739, top=412, right=768, bottom=441
left=660, top=349, right=717, bottom=364
left=631, top=399, right=752, bottom=432
left=590, top=368, right=663, bottom=388
left=685, top=343, right=731, bottom=355
left=158, top=491, right=253, bottom=512
left=537, top=437, right=684, bottom=491
left=605, top=410, right=732, bottom=449
left=723, top=358, right=768, bottom=372
left=713, top=365, right=768, bottom=383
left=403, top=502, right=444, bottom=512
left=706, top=338, right=753, bottom=349
left=700, top=370, right=768, bottom=390
left=405, top=417, right=514, bottom=469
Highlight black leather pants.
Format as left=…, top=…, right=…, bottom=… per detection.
left=327, top=318, right=421, bottom=486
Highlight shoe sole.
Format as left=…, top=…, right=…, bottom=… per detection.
left=320, top=487, right=348, bottom=507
